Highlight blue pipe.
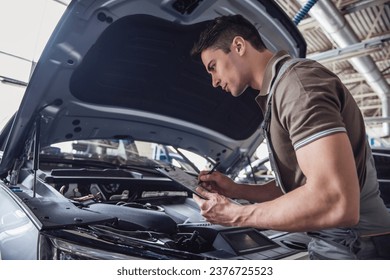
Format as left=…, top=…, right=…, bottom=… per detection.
left=293, top=0, right=319, bottom=26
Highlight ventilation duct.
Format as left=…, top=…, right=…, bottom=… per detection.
left=297, top=0, right=390, bottom=136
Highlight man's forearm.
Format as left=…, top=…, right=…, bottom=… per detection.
left=234, top=180, right=283, bottom=202
left=234, top=179, right=359, bottom=232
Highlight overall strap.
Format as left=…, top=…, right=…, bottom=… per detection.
left=261, top=57, right=304, bottom=192
left=263, top=57, right=304, bottom=130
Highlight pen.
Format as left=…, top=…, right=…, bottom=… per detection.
left=198, top=162, right=220, bottom=185
left=207, top=161, right=220, bottom=174
left=198, top=161, right=240, bottom=204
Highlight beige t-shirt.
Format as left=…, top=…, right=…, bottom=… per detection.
left=256, top=51, right=390, bottom=235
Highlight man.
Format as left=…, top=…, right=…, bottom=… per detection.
left=190, top=14, right=390, bottom=259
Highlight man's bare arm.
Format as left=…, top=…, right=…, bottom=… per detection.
left=195, top=132, right=360, bottom=232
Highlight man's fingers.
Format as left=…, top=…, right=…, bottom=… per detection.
left=199, top=173, right=212, bottom=182
left=192, top=192, right=202, bottom=204
left=196, top=186, right=211, bottom=197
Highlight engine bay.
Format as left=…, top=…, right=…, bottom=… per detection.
left=14, top=167, right=307, bottom=259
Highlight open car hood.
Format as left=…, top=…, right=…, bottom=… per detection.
left=0, top=0, right=305, bottom=176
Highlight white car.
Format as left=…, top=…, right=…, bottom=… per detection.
left=0, top=0, right=315, bottom=260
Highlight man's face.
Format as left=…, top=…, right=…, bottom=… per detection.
left=200, top=47, right=248, bottom=97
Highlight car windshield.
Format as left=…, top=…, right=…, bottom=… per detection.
left=40, top=139, right=207, bottom=173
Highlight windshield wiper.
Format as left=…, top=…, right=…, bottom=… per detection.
left=39, top=155, right=163, bottom=176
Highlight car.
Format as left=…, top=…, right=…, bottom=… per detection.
left=372, top=148, right=390, bottom=209
left=0, top=0, right=362, bottom=260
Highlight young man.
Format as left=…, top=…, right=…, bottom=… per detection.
left=190, top=14, right=390, bottom=259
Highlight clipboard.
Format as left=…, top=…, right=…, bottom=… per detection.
left=156, top=166, right=207, bottom=200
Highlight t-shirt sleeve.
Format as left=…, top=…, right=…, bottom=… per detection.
left=275, top=62, right=347, bottom=151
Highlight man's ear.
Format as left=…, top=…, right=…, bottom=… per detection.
left=232, top=36, right=246, bottom=56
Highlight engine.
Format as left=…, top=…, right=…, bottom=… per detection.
left=50, top=181, right=299, bottom=259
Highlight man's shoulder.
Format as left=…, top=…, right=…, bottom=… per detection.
left=272, top=58, right=341, bottom=111
left=277, top=58, right=338, bottom=90
left=284, top=58, right=331, bottom=76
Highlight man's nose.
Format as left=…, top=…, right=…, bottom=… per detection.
left=212, top=76, right=220, bottom=88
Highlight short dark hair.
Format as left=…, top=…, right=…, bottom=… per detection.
left=190, top=14, right=267, bottom=57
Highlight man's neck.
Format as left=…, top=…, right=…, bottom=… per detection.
left=249, top=49, right=274, bottom=90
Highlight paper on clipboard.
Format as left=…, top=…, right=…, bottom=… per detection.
left=156, top=166, right=207, bottom=200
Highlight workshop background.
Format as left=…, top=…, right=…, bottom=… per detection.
left=1, top=0, right=389, bottom=145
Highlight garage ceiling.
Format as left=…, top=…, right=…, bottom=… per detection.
left=274, top=0, right=390, bottom=144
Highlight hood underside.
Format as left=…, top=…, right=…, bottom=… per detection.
left=0, top=0, right=305, bottom=175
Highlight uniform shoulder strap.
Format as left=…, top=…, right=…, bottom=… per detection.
left=261, top=57, right=304, bottom=192
left=263, top=57, right=304, bottom=127
left=268, top=57, right=304, bottom=99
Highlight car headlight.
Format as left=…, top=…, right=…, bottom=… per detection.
left=38, top=234, right=140, bottom=260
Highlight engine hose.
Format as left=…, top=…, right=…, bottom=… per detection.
left=293, top=0, right=319, bottom=26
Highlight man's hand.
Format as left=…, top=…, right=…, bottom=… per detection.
left=193, top=187, right=243, bottom=226
left=197, top=170, right=237, bottom=198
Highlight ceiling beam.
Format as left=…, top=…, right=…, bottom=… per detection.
left=353, top=92, right=380, bottom=99
left=340, top=0, right=390, bottom=15
left=359, top=104, right=382, bottom=110
left=365, top=116, right=390, bottom=123
left=307, top=33, right=390, bottom=62
left=341, top=75, right=366, bottom=84
left=0, top=75, right=28, bottom=87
